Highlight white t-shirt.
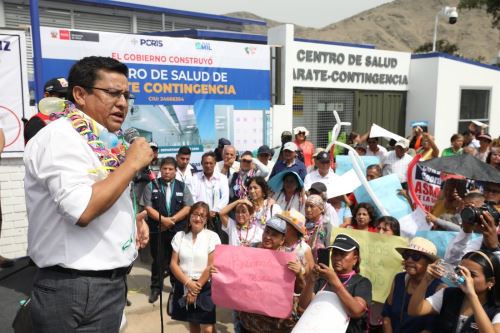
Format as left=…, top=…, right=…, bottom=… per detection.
left=366, top=145, right=388, bottom=159
left=426, top=289, right=500, bottom=325
left=24, top=115, right=137, bottom=270
left=171, top=229, right=221, bottom=280
left=223, top=218, right=263, bottom=246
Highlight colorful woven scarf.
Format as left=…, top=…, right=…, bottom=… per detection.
left=49, top=101, right=127, bottom=176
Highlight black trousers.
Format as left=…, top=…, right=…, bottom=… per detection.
left=149, top=230, right=175, bottom=291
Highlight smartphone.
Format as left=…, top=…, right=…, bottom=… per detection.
left=317, top=248, right=330, bottom=267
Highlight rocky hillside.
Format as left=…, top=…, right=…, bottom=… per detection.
left=228, top=0, right=500, bottom=63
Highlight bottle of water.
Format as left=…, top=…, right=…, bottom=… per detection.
left=437, top=259, right=465, bottom=287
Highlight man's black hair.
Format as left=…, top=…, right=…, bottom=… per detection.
left=177, top=146, right=192, bottom=155
left=67, top=56, right=129, bottom=103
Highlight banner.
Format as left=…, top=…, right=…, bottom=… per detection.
left=40, top=27, right=271, bottom=163
left=331, top=229, right=407, bottom=303
left=0, top=30, right=30, bottom=155
left=212, top=245, right=295, bottom=319
left=292, top=291, right=349, bottom=333
left=411, top=164, right=442, bottom=212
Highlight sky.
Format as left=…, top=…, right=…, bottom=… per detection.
left=115, top=0, right=394, bottom=28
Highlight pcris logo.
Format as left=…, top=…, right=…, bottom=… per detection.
left=195, top=42, right=212, bottom=51
left=140, top=39, right=164, bottom=47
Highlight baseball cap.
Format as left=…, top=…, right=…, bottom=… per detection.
left=44, top=77, right=68, bottom=94
left=315, top=151, right=330, bottom=163
left=293, top=126, right=309, bottom=136
left=257, top=145, right=272, bottom=156
left=477, top=134, right=492, bottom=142
left=328, top=234, right=360, bottom=252
left=283, top=142, right=298, bottom=152
left=395, top=139, right=409, bottom=149
left=149, top=141, right=158, bottom=149
left=309, top=182, right=327, bottom=194
left=266, top=217, right=287, bottom=234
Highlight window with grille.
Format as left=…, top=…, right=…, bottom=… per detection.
left=458, top=89, right=490, bottom=133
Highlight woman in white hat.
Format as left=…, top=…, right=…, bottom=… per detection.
left=382, top=237, right=446, bottom=333
left=293, top=126, right=315, bottom=168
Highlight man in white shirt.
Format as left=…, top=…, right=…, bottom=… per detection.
left=366, top=137, right=388, bottom=160
left=304, top=151, right=339, bottom=191
left=24, top=56, right=152, bottom=332
left=381, top=139, right=413, bottom=187
left=175, top=145, right=198, bottom=194
left=216, top=144, right=240, bottom=179
left=192, top=151, right=229, bottom=217
left=0, top=121, right=13, bottom=268
left=257, top=145, right=275, bottom=180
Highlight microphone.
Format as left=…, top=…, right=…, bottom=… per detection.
left=124, top=128, right=160, bottom=189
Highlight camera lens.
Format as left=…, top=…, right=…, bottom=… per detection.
left=460, top=207, right=476, bottom=224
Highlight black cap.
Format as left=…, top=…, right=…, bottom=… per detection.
left=328, top=234, right=360, bottom=252
left=218, top=138, right=231, bottom=146
left=44, top=77, right=68, bottom=94
left=257, top=145, right=272, bottom=156
left=309, top=182, right=327, bottom=194
left=315, top=151, right=330, bottom=163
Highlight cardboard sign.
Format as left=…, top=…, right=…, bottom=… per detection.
left=354, top=174, right=413, bottom=219
left=335, top=155, right=380, bottom=176
left=331, top=229, right=407, bottom=303
left=292, top=291, right=349, bottom=333
left=212, top=245, right=295, bottom=319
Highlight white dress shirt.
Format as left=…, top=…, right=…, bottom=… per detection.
left=176, top=164, right=196, bottom=194
left=191, top=171, right=229, bottom=212
left=381, top=151, right=413, bottom=183
left=216, top=160, right=240, bottom=179
left=24, top=116, right=136, bottom=270
left=366, top=145, right=388, bottom=159
left=171, top=229, right=221, bottom=280
left=304, top=169, right=340, bottom=191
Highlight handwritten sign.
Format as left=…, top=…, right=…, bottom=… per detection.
left=292, top=291, right=349, bottom=333
left=335, top=155, right=380, bottom=176
left=354, top=174, right=413, bottom=219
left=412, top=165, right=442, bottom=212
left=212, top=244, right=296, bottom=319
left=331, top=229, right=407, bottom=303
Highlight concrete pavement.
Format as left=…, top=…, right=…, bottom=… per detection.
left=123, top=250, right=234, bottom=333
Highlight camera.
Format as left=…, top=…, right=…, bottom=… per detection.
left=449, top=15, right=457, bottom=24
left=444, top=6, right=458, bottom=24
left=461, top=201, right=500, bottom=225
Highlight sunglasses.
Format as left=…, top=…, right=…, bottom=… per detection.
left=402, top=251, right=424, bottom=261
left=241, top=159, right=253, bottom=164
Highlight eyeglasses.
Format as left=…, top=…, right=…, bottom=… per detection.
left=190, top=213, right=207, bottom=221
left=85, top=86, right=134, bottom=100
left=402, top=251, right=423, bottom=261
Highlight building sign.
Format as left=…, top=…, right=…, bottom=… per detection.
left=293, top=41, right=410, bottom=91
left=0, top=30, right=29, bottom=155
left=40, top=27, right=271, bottom=162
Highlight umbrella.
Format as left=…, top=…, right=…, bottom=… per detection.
left=419, top=154, right=500, bottom=183
left=267, top=171, right=304, bottom=194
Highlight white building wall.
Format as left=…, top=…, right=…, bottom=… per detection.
left=408, top=55, right=500, bottom=150
left=0, top=158, right=28, bottom=258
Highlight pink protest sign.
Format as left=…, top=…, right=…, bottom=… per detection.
left=212, top=244, right=296, bottom=319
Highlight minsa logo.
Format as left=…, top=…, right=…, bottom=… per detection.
left=59, top=30, right=70, bottom=40
left=195, top=42, right=212, bottom=51
left=139, top=39, right=163, bottom=47
left=244, top=47, right=257, bottom=55
left=50, top=30, right=58, bottom=39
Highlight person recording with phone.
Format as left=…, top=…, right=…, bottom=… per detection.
left=24, top=56, right=152, bottom=332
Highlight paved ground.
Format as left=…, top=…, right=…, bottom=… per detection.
left=122, top=248, right=234, bottom=333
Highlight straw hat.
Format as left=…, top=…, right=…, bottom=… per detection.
left=277, top=209, right=306, bottom=236
left=395, top=237, right=439, bottom=261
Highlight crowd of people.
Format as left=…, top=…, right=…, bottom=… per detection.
left=20, top=55, right=500, bottom=333
left=134, top=120, right=500, bottom=333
